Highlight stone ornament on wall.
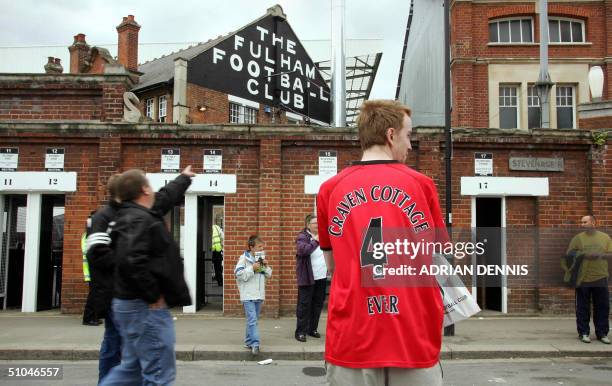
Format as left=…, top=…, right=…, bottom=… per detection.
left=123, top=92, right=142, bottom=122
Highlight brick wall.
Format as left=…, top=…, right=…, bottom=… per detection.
left=0, top=75, right=133, bottom=122
left=0, top=123, right=608, bottom=316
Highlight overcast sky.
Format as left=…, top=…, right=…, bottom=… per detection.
left=0, top=0, right=411, bottom=99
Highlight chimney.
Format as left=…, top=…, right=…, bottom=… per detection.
left=44, top=57, right=63, bottom=74
left=68, top=33, right=90, bottom=74
left=116, top=15, right=141, bottom=72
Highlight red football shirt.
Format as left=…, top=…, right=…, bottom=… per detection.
left=317, top=160, right=447, bottom=368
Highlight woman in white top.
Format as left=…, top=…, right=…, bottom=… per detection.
left=295, top=214, right=328, bottom=342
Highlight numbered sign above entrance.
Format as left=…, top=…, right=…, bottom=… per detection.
left=460, top=177, right=549, bottom=196
left=45, top=148, right=65, bottom=171
left=474, top=152, right=492, bottom=176
left=147, top=173, right=236, bottom=194
left=203, top=150, right=222, bottom=174
left=319, top=150, right=337, bottom=176
left=0, top=172, right=77, bottom=192
left=0, top=147, right=18, bottom=171
left=161, top=148, right=180, bottom=173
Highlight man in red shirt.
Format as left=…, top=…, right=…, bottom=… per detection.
left=317, top=100, right=447, bottom=385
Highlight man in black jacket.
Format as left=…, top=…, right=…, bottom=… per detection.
left=99, top=167, right=194, bottom=386
left=88, top=167, right=193, bottom=383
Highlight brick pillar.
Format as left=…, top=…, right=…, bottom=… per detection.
left=97, top=136, right=122, bottom=203
left=258, top=138, right=282, bottom=317
left=116, top=15, right=141, bottom=72
left=591, top=142, right=612, bottom=226
left=102, top=82, right=128, bottom=122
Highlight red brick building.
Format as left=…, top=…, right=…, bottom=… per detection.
left=450, top=0, right=612, bottom=129
left=0, top=4, right=610, bottom=316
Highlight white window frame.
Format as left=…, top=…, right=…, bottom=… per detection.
left=548, top=17, right=585, bottom=44
left=228, top=102, right=257, bottom=124
left=499, top=84, right=521, bottom=129
left=527, top=84, right=540, bottom=129
left=489, top=17, right=534, bottom=44
left=158, top=95, right=167, bottom=123
left=555, top=85, right=576, bottom=129
left=145, top=98, right=155, bottom=119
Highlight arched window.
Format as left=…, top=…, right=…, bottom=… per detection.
left=548, top=18, right=585, bottom=43
left=489, top=18, right=533, bottom=43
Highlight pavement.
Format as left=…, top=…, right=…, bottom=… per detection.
left=0, top=311, right=610, bottom=361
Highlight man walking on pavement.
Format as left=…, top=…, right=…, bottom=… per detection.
left=88, top=167, right=195, bottom=383
left=317, top=100, right=448, bottom=385
left=99, top=166, right=194, bottom=385
left=566, top=214, right=611, bottom=344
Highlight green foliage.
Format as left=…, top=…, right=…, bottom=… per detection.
left=592, top=131, right=608, bottom=146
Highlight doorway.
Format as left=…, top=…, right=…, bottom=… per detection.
left=474, top=197, right=505, bottom=312
left=0, top=194, right=64, bottom=311
left=196, top=196, right=224, bottom=310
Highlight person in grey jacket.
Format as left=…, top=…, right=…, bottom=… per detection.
left=235, top=235, right=272, bottom=355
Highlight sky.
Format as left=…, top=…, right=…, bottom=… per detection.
left=0, top=0, right=411, bottom=99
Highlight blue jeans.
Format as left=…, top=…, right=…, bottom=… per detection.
left=98, top=310, right=122, bottom=383
left=99, top=299, right=176, bottom=386
left=243, top=300, right=262, bottom=348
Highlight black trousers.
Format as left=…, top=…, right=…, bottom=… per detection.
left=212, top=251, right=223, bottom=286
left=82, top=282, right=98, bottom=323
left=296, top=278, right=327, bottom=336
left=575, top=278, right=610, bottom=337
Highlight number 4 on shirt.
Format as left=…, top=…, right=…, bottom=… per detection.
left=360, top=217, right=387, bottom=279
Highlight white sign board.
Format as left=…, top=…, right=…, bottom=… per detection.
left=161, top=148, right=180, bottom=173
left=45, top=148, right=64, bottom=171
left=304, top=174, right=334, bottom=195
left=0, top=172, right=77, bottom=192
left=474, top=152, right=492, bottom=176
left=319, top=150, right=337, bottom=176
left=0, top=147, right=18, bottom=171
left=203, top=149, right=222, bottom=174
left=146, top=173, right=236, bottom=194
left=460, top=177, right=549, bottom=196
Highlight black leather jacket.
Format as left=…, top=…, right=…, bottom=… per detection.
left=112, top=174, right=192, bottom=307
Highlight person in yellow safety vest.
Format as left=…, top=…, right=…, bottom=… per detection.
left=212, top=223, right=224, bottom=286
left=82, top=233, right=91, bottom=282
left=82, top=226, right=99, bottom=326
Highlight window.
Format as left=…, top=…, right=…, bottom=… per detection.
left=158, top=96, right=167, bottom=123
left=549, top=18, right=584, bottom=43
left=145, top=98, right=154, bottom=119
left=556, top=86, right=575, bottom=129
left=499, top=85, right=519, bottom=129
left=229, top=102, right=257, bottom=124
left=527, top=85, right=540, bottom=129
left=489, top=18, right=533, bottom=43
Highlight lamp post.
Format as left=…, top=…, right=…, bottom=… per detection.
left=535, top=0, right=553, bottom=128
left=331, top=0, right=347, bottom=127
left=443, top=0, right=454, bottom=337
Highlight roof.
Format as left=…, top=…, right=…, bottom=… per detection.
left=316, top=53, right=382, bottom=125
left=133, top=5, right=286, bottom=92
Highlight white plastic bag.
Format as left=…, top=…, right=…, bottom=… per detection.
left=433, top=254, right=481, bottom=327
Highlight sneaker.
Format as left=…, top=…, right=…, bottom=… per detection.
left=580, top=335, right=591, bottom=343
left=243, top=344, right=251, bottom=349
left=251, top=346, right=260, bottom=355
left=598, top=336, right=610, bottom=344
